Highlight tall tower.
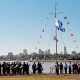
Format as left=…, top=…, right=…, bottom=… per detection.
left=39, top=49, right=42, bottom=54
left=23, top=49, right=28, bottom=55
left=64, top=46, right=67, bottom=54
left=47, top=49, right=51, bottom=54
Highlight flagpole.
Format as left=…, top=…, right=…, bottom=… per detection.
left=49, top=0, right=63, bottom=62
left=55, top=0, right=57, bottom=62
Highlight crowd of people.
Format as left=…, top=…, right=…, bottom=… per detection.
left=55, top=62, right=80, bottom=75
left=0, top=61, right=80, bottom=76
left=0, top=62, right=43, bottom=75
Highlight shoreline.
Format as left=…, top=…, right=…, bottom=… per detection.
left=29, top=60, right=80, bottom=62
left=0, top=60, right=80, bottom=63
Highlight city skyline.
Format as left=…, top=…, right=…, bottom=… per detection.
left=0, top=0, right=80, bottom=55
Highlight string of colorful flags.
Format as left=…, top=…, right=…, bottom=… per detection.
left=34, top=16, right=79, bottom=51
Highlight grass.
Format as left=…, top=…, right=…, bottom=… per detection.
left=0, top=74, right=80, bottom=80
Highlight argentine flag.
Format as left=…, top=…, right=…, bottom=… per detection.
left=55, top=19, right=65, bottom=32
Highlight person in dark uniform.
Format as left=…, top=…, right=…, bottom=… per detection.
left=6, top=63, right=10, bottom=75
left=2, top=62, right=6, bottom=75
left=75, top=63, right=78, bottom=74
left=73, top=63, right=78, bottom=74
left=72, top=63, right=75, bottom=74
left=32, top=62, right=36, bottom=74
left=37, top=62, right=43, bottom=74
left=64, top=63, right=68, bottom=74
left=40, top=62, right=43, bottom=74
left=26, top=63, right=30, bottom=74
left=12, top=62, right=16, bottom=75
left=55, top=62, right=59, bottom=75
left=69, top=62, right=72, bottom=74
left=18, top=62, right=22, bottom=75
left=37, top=62, right=41, bottom=74
left=0, top=62, right=1, bottom=75
left=23, top=62, right=26, bottom=75
left=16, top=64, right=19, bottom=74
left=78, top=64, right=80, bottom=74
left=60, top=63, right=63, bottom=74
left=11, top=62, right=14, bottom=75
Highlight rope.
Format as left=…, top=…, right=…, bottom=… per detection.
left=60, top=32, right=65, bottom=46
left=46, top=29, right=54, bottom=50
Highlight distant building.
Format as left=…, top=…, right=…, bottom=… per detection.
left=39, top=49, right=42, bottom=54
left=71, top=51, right=77, bottom=59
left=7, top=52, right=14, bottom=60
left=39, top=49, right=45, bottom=55
left=31, top=52, right=38, bottom=59
left=45, top=50, right=48, bottom=54
left=23, top=49, right=28, bottom=55
left=64, top=46, right=67, bottom=54
left=47, top=49, right=51, bottom=54
left=8, top=52, right=13, bottom=57
left=72, top=51, right=77, bottom=55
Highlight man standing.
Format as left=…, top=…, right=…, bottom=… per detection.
left=55, top=62, right=59, bottom=75
left=32, top=62, right=36, bottom=74
left=0, top=62, right=1, bottom=75
left=37, top=62, right=43, bottom=74
left=23, top=62, right=26, bottom=75
left=64, top=63, right=68, bottom=74
left=60, top=63, right=63, bottom=74
left=26, top=63, right=30, bottom=74
left=69, top=62, right=72, bottom=74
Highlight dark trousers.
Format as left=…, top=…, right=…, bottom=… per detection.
left=65, top=68, right=67, bottom=74
left=69, top=68, right=71, bottom=74
left=0, top=69, right=1, bottom=75
left=56, top=68, right=59, bottom=75
left=33, top=69, right=36, bottom=74
left=23, top=69, right=26, bottom=75
left=3, top=68, right=6, bottom=75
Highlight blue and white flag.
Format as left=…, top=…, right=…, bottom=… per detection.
left=55, top=19, right=65, bottom=32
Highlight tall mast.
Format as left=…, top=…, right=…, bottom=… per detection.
left=55, top=0, right=57, bottom=62
left=49, top=0, right=62, bottom=62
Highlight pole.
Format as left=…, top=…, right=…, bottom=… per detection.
left=49, top=0, right=62, bottom=62
left=55, top=0, right=57, bottom=62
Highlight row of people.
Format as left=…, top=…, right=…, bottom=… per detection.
left=55, top=62, right=80, bottom=75
left=0, top=62, right=43, bottom=75
left=0, top=61, right=80, bottom=76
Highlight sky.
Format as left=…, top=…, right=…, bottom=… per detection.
left=0, top=0, right=80, bottom=55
